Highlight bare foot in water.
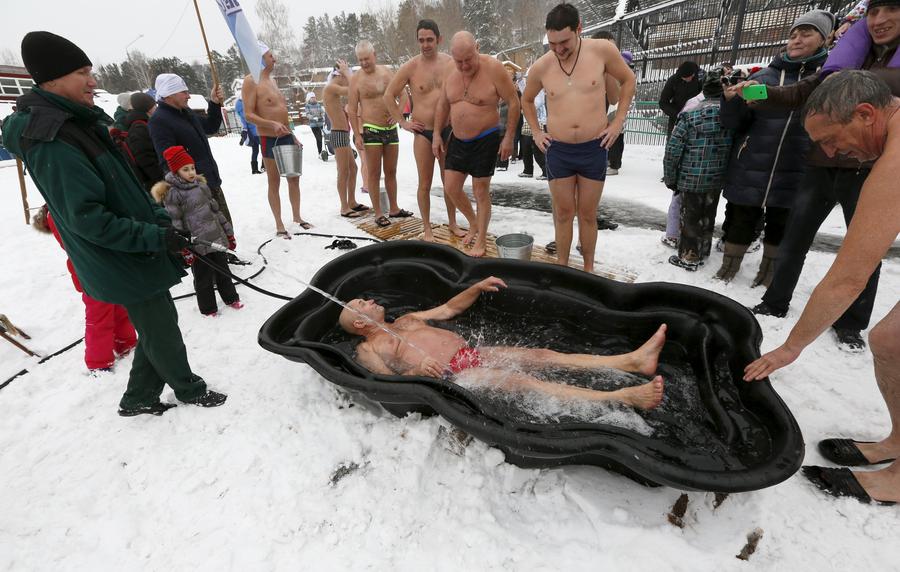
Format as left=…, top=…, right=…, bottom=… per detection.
left=449, top=223, right=468, bottom=238
left=617, top=376, right=664, bottom=410
left=629, top=324, right=667, bottom=376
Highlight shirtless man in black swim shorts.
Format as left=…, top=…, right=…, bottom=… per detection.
left=433, top=32, right=520, bottom=257
left=384, top=19, right=466, bottom=241
left=522, top=4, right=635, bottom=272
left=338, top=276, right=666, bottom=410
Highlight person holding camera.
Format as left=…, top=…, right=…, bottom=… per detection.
left=715, top=10, right=831, bottom=286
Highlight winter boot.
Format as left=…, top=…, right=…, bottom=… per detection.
left=751, top=301, right=787, bottom=318
left=251, top=160, right=262, bottom=174
left=182, top=389, right=228, bottom=407
left=752, top=243, right=778, bottom=288
left=715, top=242, right=749, bottom=282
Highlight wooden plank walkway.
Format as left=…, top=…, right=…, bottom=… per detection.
left=351, top=211, right=637, bottom=283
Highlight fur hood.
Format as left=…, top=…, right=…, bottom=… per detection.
left=151, top=174, right=207, bottom=204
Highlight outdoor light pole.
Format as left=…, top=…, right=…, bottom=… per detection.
left=125, top=34, right=144, bottom=60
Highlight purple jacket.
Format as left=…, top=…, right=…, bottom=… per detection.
left=823, top=19, right=900, bottom=75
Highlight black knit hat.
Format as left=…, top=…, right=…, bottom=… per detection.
left=21, top=31, right=92, bottom=84
left=130, top=92, right=156, bottom=113
left=869, top=0, right=900, bottom=9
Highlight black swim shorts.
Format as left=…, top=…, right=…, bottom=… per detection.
left=362, top=123, right=399, bottom=146
left=261, top=135, right=297, bottom=159
left=417, top=125, right=453, bottom=144
left=331, top=129, right=350, bottom=148
left=444, top=127, right=502, bottom=178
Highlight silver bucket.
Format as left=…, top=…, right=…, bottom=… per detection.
left=273, top=144, right=302, bottom=178
left=496, top=233, right=534, bottom=261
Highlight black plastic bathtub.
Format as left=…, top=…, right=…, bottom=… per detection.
left=259, top=242, right=804, bottom=492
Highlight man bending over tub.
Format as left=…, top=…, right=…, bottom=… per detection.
left=338, top=277, right=665, bottom=410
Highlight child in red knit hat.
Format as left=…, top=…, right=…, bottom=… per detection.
left=152, top=146, right=243, bottom=316
left=33, top=205, right=137, bottom=372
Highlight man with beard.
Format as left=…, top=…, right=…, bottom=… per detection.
left=383, top=19, right=466, bottom=242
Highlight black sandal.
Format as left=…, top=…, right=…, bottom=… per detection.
left=819, top=438, right=896, bottom=467
left=802, top=465, right=896, bottom=505
left=375, top=215, right=391, bottom=228
left=351, top=204, right=370, bottom=212
left=389, top=208, right=413, bottom=218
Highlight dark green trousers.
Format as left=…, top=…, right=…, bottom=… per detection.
left=120, top=291, right=206, bottom=409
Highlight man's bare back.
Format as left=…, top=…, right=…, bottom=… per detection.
left=323, top=79, right=350, bottom=131
left=241, top=73, right=290, bottom=137
left=352, top=65, right=395, bottom=126
left=444, top=54, right=504, bottom=139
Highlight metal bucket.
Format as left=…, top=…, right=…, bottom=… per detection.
left=378, top=188, right=389, bottom=214
left=496, top=233, right=534, bottom=261
left=273, top=144, right=303, bottom=178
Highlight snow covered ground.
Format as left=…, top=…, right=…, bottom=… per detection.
left=1, top=127, right=898, bottom=570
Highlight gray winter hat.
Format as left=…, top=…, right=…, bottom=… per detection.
left=790, top=9, right=835, bottom=42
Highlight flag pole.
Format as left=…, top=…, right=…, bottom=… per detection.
left=192, top=0, right=220, bottom=89
left=15, top=157, right=29, bottom=225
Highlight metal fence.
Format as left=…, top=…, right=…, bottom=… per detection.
left=575, top=0, right=857, bottom=144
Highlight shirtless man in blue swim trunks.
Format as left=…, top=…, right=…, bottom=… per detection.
left=433, top=32, right=520, bottom=257
left=522, top=4, right=636, bottom=272
left=338, top=276, right=666, bottom=409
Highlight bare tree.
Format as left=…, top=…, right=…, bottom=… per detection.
left=256, top=0, right=301, bottom=71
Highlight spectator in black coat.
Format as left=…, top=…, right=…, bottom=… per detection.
left=715, top=10, right=831, bottom=286
left=148, top=73, right=232, bottom=223
left=125, top=92, right=164, bottom=193
left=659, top=61, right=701, bottom=136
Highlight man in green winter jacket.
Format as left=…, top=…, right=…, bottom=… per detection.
left=1, top=31, right=227, bottom=416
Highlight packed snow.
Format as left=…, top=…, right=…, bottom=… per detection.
left=1, top=126, right=898, bottom=570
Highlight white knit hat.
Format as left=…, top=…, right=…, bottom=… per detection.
left=154, top=73, right=189, bottom=100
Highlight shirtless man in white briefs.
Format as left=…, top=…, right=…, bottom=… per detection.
left=383, top=19, right=466, bottom=242
left=241, top=42, right=310, bottom=238
left=522, top=3, right=636, bottom=272
left=433, top=32, right=520, bottom=257
left=323, top=59, right=368, bottom=219
left=348, top=40, right=412, bottom=228
left=339, top=276, right=665, bottom=410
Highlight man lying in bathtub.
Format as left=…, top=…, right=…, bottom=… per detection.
left=338, top=276, right=665, bottom=410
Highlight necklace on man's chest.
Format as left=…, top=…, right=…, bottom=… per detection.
left=557, top=39, right=582, bottom=87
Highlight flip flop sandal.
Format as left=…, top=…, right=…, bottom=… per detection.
left=341, top=211, right=364, bottom=218
left=296, top=221, right=313, bottom=230
left=276, top=230, right=292, bottom=240
left=802, top=465, right=896, bottom=506
left=351, top=204, right=370, bottom=212
left=818, top=438, right=897, bottom=467
left=545, top=241, right=557, bottom=254
left=375, top=215, right=391, bottom=228
left=389, top=209, right=414, bottom=218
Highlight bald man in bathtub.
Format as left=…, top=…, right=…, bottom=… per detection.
left=338, top=277, right=666, bottom=410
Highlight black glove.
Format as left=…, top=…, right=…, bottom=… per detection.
left=164, top=227, right=192, bottom=253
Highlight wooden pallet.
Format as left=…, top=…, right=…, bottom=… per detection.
left=352, top=212, right=636, bottom=283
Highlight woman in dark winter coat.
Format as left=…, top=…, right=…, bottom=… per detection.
left=715, top=10, right=833, bottom=286
left=124, top=92, right=164, bottom=193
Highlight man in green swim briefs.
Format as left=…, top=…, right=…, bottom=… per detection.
left=348, top=40, right=413, bottom=228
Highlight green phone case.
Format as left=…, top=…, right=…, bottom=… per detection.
left=742, top=84, right=768, bottom=101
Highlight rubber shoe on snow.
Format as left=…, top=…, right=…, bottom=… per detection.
left=668, top=254, right=702, bottom=271
left=118, top=402, right=177, bottom=417
left=182, top=390, right=228, bottom=408
left=229, top=301, right=244, bottom=310
left=833, top=328, right=867, bottom=353
left=751, top=302, right=787, bottom=318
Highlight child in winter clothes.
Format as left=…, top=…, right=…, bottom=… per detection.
left=33, top=205, right=137, bottom=371
left=663, top=70, right=734, bottom=271
left=152, top=146, right=242, bottom=316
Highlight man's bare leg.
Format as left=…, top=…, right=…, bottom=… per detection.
left=286, top=175, right=303, bottom=225
left=549, top=176, right=578, bottom=267
left=466, top=368, right=664, bottom=410
left=851, top=302, right=900, bottom=502
left=443, top=169, right=477, bottom=245
left=383, top=144, right=401, bottom=215
left=576, top=176, right=604, bottom=273
left=469, top=177, right=492, bottom=257
left=413, top=135, right=437, bottom=240
left=347, top=152, right=360, bottom=209
left=262, top=156, right=285, bottom=233
left=437, top=149, right=467, bottom=238
left=366, top=145, right=384, bottom=218
left=480, top=324, right=667, bottom=376
left=335, top=146, right=352, bottom=213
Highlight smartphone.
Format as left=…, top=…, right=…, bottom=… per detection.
left=742, top=84, right=768, bottom=101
